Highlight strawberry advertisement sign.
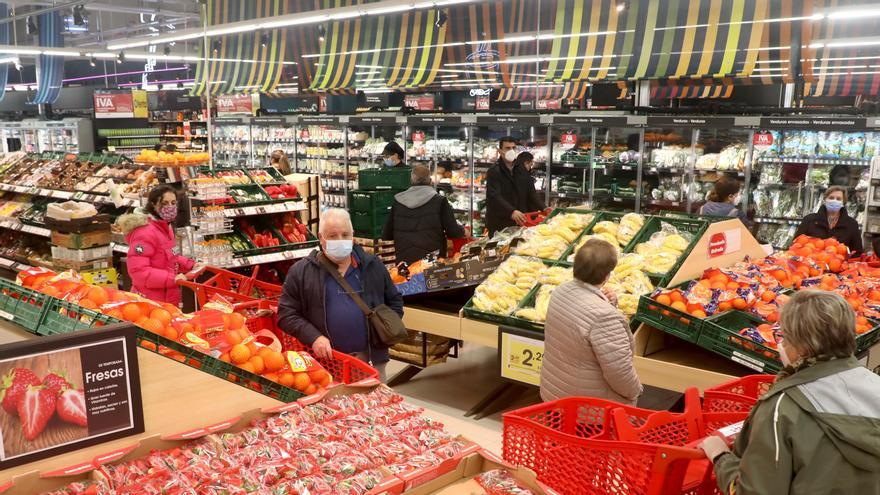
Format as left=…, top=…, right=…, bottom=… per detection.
left=0, top=325, right=144, bottom=469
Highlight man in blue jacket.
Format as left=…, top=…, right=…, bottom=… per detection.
left=277, top=208, right=403, bottom=380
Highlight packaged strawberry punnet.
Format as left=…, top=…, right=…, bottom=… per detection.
left=476, top=469, right=538, bottom=495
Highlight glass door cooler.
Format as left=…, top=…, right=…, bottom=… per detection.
left=211, top=118, right=252, bottom=169
left=295, top=115, right=353, bottom=208
left=250, top=116, right=297, bottom=170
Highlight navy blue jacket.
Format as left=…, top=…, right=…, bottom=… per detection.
left=276, top=245, right=404, bottom=360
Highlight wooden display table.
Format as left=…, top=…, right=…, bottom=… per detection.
left=0, top=321, right=281, bottom=481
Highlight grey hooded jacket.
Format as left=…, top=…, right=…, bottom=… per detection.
left=382, top=185, right=464, bottom=264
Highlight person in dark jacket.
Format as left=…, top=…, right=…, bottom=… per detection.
left=383, top=164, right=465, bottom=263
left=276, top=208, right=403, bottom=380
left=381, top=141, right=407, bottom=168
left=794, top=186, right=863, bottom=254
left=485, top=136, right=546, bottom=236
left=700, top=176, right=750, bottom=227
left=699, top=290, right=880, bottom=494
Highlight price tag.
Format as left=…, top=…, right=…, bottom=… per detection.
left=73, top=192, right=85, bottom=200
left=257, top=206, right=267, bottom=215
left=498, top=329, right=545, bottom=387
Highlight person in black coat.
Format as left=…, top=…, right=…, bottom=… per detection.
left=485, top=136, right=546, bottom=236
left=795, top=186, right=863, bottom=254
left=383, top=165, right=465, bottom=263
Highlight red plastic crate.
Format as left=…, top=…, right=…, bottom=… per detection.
left=702, top=374, right=775, bottom=413
left=178, top=265, right=283, bottom=307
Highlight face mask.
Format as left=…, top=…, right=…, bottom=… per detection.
left=324, top=239, right=353, bottom=261
left=383, top=158, right=396, bottom=167
left=732, top=193, right=742, bottom=205
left=503, top=149, right=517, bottom=163
left=825, top=199, right=844, bottom=212
left=779, top=341, right=792, bottom=367
left=159, top=205, right=177, bottom=223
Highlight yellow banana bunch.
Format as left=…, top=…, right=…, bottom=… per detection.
left=539, top=266, right=573, bottom=285
left=616, top=213, right=646, bottom=246
left=472, top=256, right=543, bottom=314
left=514, top=284, right=557, bottom=322
left=662, top=234, right=689, bottom=252
left=592, top=221, right=619, bottom=237
left=605, top=255, right=654, bottom=317
left=633, top=226, right=691, bottom=274
left=567, top=233, right=621, bottom=262
left=617, top=294, right=639, bottom=316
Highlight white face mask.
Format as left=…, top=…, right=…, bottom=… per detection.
left=732, top=193, right=743, bottom=205
left=503, top=149, right=517, bottom=163
left=779, top=341, right=792, bottom=367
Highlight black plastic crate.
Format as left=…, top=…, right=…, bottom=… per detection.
left=700, top=310, right=782, bottom=373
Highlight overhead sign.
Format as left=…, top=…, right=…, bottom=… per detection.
left=476, top=115, right=541, bottom=126
left=759, top=117, right=876, bottom=131
left=364, top=94, right=390, bottom=108
left=407, top=115, right=462, bottom=125
left=0, top=325, right=144, bottom=470
left=553, top=115, right=630, bottom=127
left=215, top=94, right=256, bottom=115
left=404, top=94, right=436, bottom=111
left=250, top=117, right=288, bottom=126
left=94, top=91, right=136, bottom=119
left=498, top=327, right=545, bottom=387
left=753, top=131, right=774, bottom=147
left=647, top=116, right=738, bottom=128
left=349, top=116, right=398, bottom=125
left=561, top=132, right=577, bottom=148
left=131, top=90, right=148, bottom=119
left=476, top=96, right=491, bottom=111
left=536, top=99, right=562, bottom=110
left=411, top=131, right=426, bottom=143
left=299, top=116, right=340, bottom=125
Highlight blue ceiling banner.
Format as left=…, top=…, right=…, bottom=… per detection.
left=0, top=3, right=8, bottom=102
left=30, top=11, right=64, bottom=105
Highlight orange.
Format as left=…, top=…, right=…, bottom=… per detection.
left=219, top=353, right=231, bottom=363
left=249, top=356, right=265, bottom=375
left=655, top=294, right=671, bottom=306
left=229, top=312, right=246, bottom=329
left=86, top=286, right=109, bottom=307
left=222, top=313, right=233, bottom=330
left=136, top=316, right=163, bottom=334
left=767, top=312, right=779, bottom=323
left=239, top=362, right=255, bottom=374
left=308, top=369, right=327, bottom=383
left=264, top=372, right=280, bottom=383
left=178, top=322, right=194, bottom=336
left=262, top=350, right=285, bottom=373
left=710, top=282, right=726, bottom=290
left=150, top=308, right=172, bottom=327
left=761, top=291, right=776, bottom=303
left=292, top=372, right=311, bottom=391
left=691, top=309, right=707, bottom=319
left=164, top=326, right=179, bottom=341
left=813, top=239, right=825, bottom=249
left=828, top=259, right=842, bottom=273
left=122, top=303, right=143, bottom=322
left=670, top=301, right=687, bottom=312
left=698, top=280, right=712, bottom=289
left=319, top=374, right=331, bottom=388
left=225, top=330, right=242, bottom=347
left=78, top=298, right=98, bottom=310
left=669, top=291, right=685, bottom=304
left=732, top=298, right=748, bottom=310
left=303, top=384, right=318, bottom=395
left=41, top=286, right=61, bottom=298
left=278, top=372, right=295, bottom=387
left=246, top=342, right=258, bottom=355
left=229, top=344, right=252, bottom=364
left=162, top=302, right=180, bottom=315
left=711, top=273, right=728, bottom=284
left=718, top=301, right=733, bottom=312
left=836, top=244, right=848, bottom=255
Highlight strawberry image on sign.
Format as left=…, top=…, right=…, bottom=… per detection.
left=0, top=368, right=41, bottom=416
left=42, top=371, right=73, bottom=397
left=57, top=389, right=88, bottom=427
left=17, top=385, right=56, bottom=441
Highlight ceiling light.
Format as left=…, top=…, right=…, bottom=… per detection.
left=212, top=39, right=222, bottom=53
left=13, top=59, right=22, bottom=71
left=117, top=51, right=125, bottom=63
left=316, top=24, right=326, bottom=43
left=434, top=9, right=447, bottom=28
left=260, top=32, right=270, bottom=48
left=616, top=2, right=625, bottom=12
left=827, top=8, right=880, bottom=20
left=26, top=16, right=38, bottom=36
left=89, top=57, right=97, bottom=67
left=72, top=5, right=86, bottom=26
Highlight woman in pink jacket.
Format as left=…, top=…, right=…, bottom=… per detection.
left=117, top=185, right=195, bottom=306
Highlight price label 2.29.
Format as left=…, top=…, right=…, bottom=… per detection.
left=499, top=330, right=545, bottom=387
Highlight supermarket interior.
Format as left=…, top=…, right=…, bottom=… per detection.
left=1, top=0, right=880, bottom=494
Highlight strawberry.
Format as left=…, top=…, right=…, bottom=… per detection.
left=17, top=385, right=56, bottom=440
left=0, top=368, right=40, bottom=415
left=57, top=389, right=88, bottom=427
left=42, top=371, right=72, bottom=397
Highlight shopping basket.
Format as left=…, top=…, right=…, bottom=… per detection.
left=233, top=299, right=380, bottom=385
left=702, top=374, right=775, bottom=414
left=178, top=265, right=283, bottom=307
left=503, top=389, right=743, bottom=495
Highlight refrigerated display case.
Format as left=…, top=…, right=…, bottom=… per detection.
left=405, top=115, right=471, bottom=230
left=211, top=117, right=252, bottom=169
left=0, top=119, right=93, bottom=153
left=250, top=116, right=296, bottom=168
left=348, top=115, right=404, bottom=174
left=752, top=117, right=878, bottom=249
left=295, top=115, right=355, bottom=208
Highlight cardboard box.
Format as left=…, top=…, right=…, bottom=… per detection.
left=80, top=268, right=118, bottom=288
left=51, top=245, right=112, bottom=262
left=51, top=257, right=113, bottom=271
left=51, top=230, right=111, bottom=249
left=44, top=214, right=111, bottom=234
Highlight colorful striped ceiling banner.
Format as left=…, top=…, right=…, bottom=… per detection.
left=191, top=0, right=287, bottom=96
left=802, top=1, right=880, bottom=97
left=309, top=7, right=446, bottom=91
left=545, top=0, right=771, bottom=82
left=0, top=3, right=8, bottom=103
left=650, top=78, right=735, bottom=99
left=750, top=0, right=810, bottom=85
left=496, top=82, right=590, bottom=102
left=444, top=2, right=509, bottom=87
left=30, top=11, right=63, bottom=105
left=288, top=0, right=324, bottom=93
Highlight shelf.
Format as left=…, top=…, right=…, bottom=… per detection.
left=297, top=155, right=347, bottom=161
left=0, top=219, right=50, bottom=237
left=757, top=156, right=871, bottom=166
left=296, top=140, right=347, bottom=145
left=551, top=191, right=589, bottom=200
left=149, top=120, right=207, bottom=123
left=222, top=201, right=307, bottom=218
left=0, top=255, right=32, bottom=272
left=218, top=247, right=316, bottom=268
left=755, top=183, right=799, bottom=189
left=105, top=134, right=161, bottom=139
left=754, top=216, right=802, bottom=226
left=553, top=162, right=591, bottom=169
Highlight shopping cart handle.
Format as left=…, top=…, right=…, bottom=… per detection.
left=187, top=264, right=208, bottom=279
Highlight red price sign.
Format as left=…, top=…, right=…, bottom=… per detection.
left=708, top=232, right=727, bottom=258
left=476, top=96, right=490, bottom=111
left=753, top=132, right=774, bottom=147
left=216, top=94, right=254, bottom=115
left=411, top=131, right=426, bottom=143
left=94, top=91, right=135, bottom=118
left=561, top=132, right=577, bottom=147
left=404, top=94, right=435, bottom=111
left=300, top=128, right=311, bottom=140
left=536, top=99, right=562, bottom=110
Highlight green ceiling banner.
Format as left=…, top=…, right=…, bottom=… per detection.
left=191, top=0, right=287, bottom=96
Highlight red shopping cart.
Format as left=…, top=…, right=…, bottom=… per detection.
left=702, top=374, right=775, bottom=414
left=178, top=265, right=283, bottom=307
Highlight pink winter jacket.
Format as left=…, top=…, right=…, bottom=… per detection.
left=118, top=212, right=194, bottom=305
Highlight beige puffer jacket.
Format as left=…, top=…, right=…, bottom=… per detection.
left=539, top=280, right=643, bottom=405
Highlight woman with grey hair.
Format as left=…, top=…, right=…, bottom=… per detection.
left=700, top=290, right=880, bottom=494
left=382, top=164, right=464, bottom=263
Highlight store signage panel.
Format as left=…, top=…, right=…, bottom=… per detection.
left=94, top=91, right=135, bottom=119
left=553, top=116, right=629, bottom=127
left=536, top=100, right=562, bottom=110
left=407, top=116, right=462, bottom=125
left=403, top=94, right=436, bottom=111
left=498, top=327, right=544, bottom=387
left=299, top=116, right=340, bottom=125
left=250, top=117, right=287, bottom=126
left=759, top=117, right=873, bottom=131
left=215, top=94, right=255, bottom=115
left=647, top=116, right=737, bottom=128
left=0, top=325, right=144, bottom=470
left=213, top=118, right=244, bottom=125
left=476, top=115, right=541, bottom=126
left=364, top=94, right=390, bottom=107
left=349, top=116, right=398, bottom=125
left=476, top=97, right=491, bottom=111
left=708, top=228, right=742, bottom=259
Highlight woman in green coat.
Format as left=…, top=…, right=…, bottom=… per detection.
left=699, top=290, right=880, bottom=495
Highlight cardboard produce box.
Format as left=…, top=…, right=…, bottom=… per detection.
left=51, top=245, right=112, bottom=262
left=51, top=229, right=111, bottom=249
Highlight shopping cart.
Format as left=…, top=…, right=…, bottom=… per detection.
left=702, top=374, right=775, bottom=414
left=503, top=388, right=747, bottom=495
left=232, top=299, right=380, bottom=385
left=178, top=265, right=283, bottom=307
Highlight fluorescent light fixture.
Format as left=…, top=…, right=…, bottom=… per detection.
left=0, top=56, right=17, bottom=64
left=1, top=48, right=42, bottom=55
left=827, top=8, right=880, bottom=19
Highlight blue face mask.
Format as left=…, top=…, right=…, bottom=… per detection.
left=825, top=199, right=844, bottom=212
left=383, top=158, right=396, bottom=167
left=324, top=239, right=353, bottom=260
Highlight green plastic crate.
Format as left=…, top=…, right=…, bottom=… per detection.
left=856, top=324, right=880, bottom=354
left=700, top=310, right=782, bottom=373
left=352, top=208, right=391, bottom=235
left=627, top=216, right=708, bottom=283
left=38, top=298, right=115, bottom=336
left=349, top=189, right=398, bottom=212
left=358, top=167, right=411, bottom=191
left=559, top=210, right=644, bottom=261
left=0, top=279, right=50, bottom=333
left=633, top=281, right=705, bottom=343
